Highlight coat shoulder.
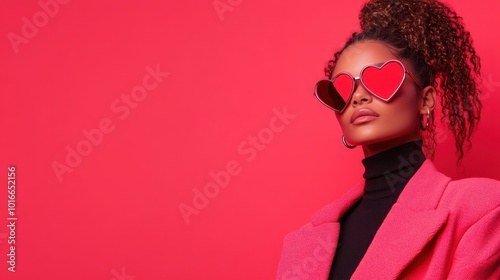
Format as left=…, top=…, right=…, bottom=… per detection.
left=439, top=176, right=500, bottom=222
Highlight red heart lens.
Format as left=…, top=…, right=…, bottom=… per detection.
left=361, top=61, right=405, bottom=101
left=314, top=79, right=349, bottom=112
left=333, top=73, right=355, bottom=102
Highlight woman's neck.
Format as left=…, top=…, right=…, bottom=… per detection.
left=362, top=135, right=422, bottom=158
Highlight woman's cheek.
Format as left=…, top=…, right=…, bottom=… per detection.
left=336, top=113, right=351, bottom=132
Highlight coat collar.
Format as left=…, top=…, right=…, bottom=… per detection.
left=277, top=160, right=451, bottom=279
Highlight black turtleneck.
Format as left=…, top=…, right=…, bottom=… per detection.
left=328, top=140, right=426, bottom=280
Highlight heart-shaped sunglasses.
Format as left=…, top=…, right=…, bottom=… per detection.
left=314, top=59, right=424, bottom=113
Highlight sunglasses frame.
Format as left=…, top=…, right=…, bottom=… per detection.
left=314, top=59, right=424, bottom=113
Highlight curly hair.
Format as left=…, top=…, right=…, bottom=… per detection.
left=323, top=0, right=482, bottom=161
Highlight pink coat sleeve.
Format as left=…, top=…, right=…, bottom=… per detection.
left=448, top=205, right=500, bottom=279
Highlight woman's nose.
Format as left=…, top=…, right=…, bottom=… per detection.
left=350, top=82, right=373, bottom=107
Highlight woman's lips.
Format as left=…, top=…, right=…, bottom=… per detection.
left=350, top=108, right=380, bottom=124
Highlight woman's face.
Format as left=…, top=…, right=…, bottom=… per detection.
left=333, top=40, right=423, bottom=156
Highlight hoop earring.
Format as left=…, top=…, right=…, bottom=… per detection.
left=420, top=107, right=431, bottom=131
left=342, top=135, right=356, bottom=149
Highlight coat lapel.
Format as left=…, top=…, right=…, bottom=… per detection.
left=276, top=222, right=339, bottom=279
left=351, top=203, right=448, bottom=279
left=351, top=159, right=451, bottom=279
left=276, top=181, right=365, bottom=279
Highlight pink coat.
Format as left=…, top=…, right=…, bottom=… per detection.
left=276, top=159, right=500, bottom=279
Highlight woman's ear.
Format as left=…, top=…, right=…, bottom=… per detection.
left=420, top=86, right=436, bottom=114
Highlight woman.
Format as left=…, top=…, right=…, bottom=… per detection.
left=276, top=0, right=500, bottom=279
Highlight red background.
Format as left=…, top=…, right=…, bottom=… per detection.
left=1, top=0, right=499, bottom=279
